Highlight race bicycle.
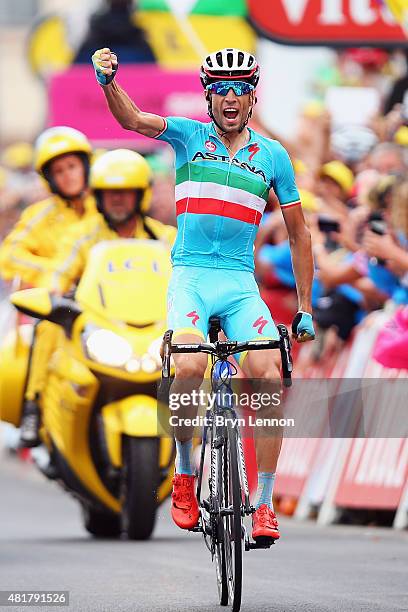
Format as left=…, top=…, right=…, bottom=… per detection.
left=160, top=316, right=293, bottom=612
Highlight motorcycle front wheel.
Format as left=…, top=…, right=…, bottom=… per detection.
left=121, top=436, right=160, bottom=540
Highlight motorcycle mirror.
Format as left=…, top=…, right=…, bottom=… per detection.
left=11, top=288, right=53, bottom=317
left=11, top=288, right=82, bottom=331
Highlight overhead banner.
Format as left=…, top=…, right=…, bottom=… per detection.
left=248, top=0, right=408, bottom=46
left=48, top=65, right=207, bottom=147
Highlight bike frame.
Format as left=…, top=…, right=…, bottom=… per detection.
left=196, top=359, right=251, bottom=517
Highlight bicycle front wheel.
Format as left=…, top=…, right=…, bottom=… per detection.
left=220, top=415, right=243, bottom=611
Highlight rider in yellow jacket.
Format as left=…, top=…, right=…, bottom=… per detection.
left=0, top=127, right=97, bottom=447
left=0, top=127, right=96, bottom=286
left=49, top=148, right=176, bottom=294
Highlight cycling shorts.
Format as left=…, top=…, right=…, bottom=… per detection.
left=167, top=265, right=279, bottom=366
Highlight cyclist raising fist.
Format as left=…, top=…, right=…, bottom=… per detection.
left=92, top=48, right=118, bottom=85
left=92, top=46, right=315, bottom=541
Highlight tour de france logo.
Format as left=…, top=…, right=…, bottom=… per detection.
left=205, top=140, right=217, bottom=152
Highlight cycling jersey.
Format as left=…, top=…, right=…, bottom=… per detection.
left=156, top=118, right=300, bottom=272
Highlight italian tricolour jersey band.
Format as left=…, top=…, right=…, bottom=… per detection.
left=175, top=180, right=267, bottom=213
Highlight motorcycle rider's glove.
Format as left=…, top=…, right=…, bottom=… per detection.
left=92, top=48, right=118, bottom=86
left=291, top=311, right=315, bottom=342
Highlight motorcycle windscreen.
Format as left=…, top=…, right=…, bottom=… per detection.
left=75, top=240, right=172, bottom=326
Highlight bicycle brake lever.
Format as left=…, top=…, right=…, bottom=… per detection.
left=277, top=324, right=293, bottom=387
left=161, top=329, right=173, bottom=378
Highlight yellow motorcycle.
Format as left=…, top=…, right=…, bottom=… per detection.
left=0, top=239, right=175, bottom=540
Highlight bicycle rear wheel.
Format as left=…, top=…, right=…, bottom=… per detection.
left=215, top=414, right=243, bottom=611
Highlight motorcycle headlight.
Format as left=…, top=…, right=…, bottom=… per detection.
left=85, top=329, right=133, bottom=367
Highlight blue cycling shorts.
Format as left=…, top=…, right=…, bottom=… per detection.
left=167, top=266, right=279, bottom=366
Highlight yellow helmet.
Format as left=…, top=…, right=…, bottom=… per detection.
left=320, top=161, right=354, bottom=195
left=34, top=126, right=92, bottom=175
left=90, top=149, right=153, bottom=214
left=1, top=142, right=34, bottom=170
left=394, top=126, right=408, bottom=147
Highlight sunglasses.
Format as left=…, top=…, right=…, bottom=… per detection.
left=206, top=81, right=255, bottom=96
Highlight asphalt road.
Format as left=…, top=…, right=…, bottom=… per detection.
left=0, top=452, right=407, bottom=612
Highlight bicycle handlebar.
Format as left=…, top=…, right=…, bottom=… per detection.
left=169, top=338, right=281, bottom=356
left=161, top=323, right=293, bottom=387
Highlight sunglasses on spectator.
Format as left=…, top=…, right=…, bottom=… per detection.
left=206, top=81, right=255, bottom=96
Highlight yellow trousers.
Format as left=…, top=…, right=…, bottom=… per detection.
left=25, top=321, right=62, bottom=401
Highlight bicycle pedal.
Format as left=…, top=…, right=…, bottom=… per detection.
left=248, top=536, right=276, bottom=549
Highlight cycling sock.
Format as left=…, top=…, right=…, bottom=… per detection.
left=254, top=472, right=276, bottom=510
left=175, top=439, right=193, bottom=475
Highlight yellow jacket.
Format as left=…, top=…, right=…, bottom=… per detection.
left=49, top=213, right=177, bottom=293
left=0, top=194, right=96, bottom=287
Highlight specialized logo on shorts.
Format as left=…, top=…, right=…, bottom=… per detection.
left=167, top=296, right=174, bottom=312
left=253, top=316, right=268, bottom=335
left=187, top=310, right=200, bottom=326
left=248, top=143, right=260, bottom=162
left=205, top=140, right=217, bottom=152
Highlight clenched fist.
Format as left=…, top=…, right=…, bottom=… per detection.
left=92, top=48, right=118, bottom=86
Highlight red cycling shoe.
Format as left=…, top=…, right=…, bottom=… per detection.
left=252, top=504, right=280, bottom=540
left=171, top=473, right=199, bottom=530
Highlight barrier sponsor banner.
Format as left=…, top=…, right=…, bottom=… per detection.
left=320, top=313, right=408, bottom=512
left=48, top=65, right=208, bottom=146
left=248, top=0, right=407, bottom=46
left=275, top=438, right=321, bottom=497
left=334, top=438, right=408, bottom=509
